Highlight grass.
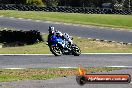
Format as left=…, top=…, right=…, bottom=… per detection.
left=0, top=67, right=121, bottom=82
left=1, top=33, right=132, bottom=53
left=0, top=10, right=132, bottom=29
left=74, top=37, right=132, bottom=53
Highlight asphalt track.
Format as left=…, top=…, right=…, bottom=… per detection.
left=0, top=54, right=132, bottom=69
left=0, top=17, right=132, bottom=43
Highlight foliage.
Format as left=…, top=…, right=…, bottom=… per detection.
left=26, top=0, right=44, bottom=6
left=0, top=0, right=131, bottom=9
left=44, top=0, right=59, bottom=7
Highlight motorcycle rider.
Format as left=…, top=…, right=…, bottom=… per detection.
left=47, top=26, right=63, bottom=46
left=47, top=26, right=73, bottom=49
left=47, top=26, right=55, bottom=46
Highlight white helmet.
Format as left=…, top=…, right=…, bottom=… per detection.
left=48, top=26, right=55, bottom=34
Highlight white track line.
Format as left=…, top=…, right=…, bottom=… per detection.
left=4, top=68, right=25, bottom=69
left=9, top=17, right=14, bottom=18
left=36, top=20, right=41, bottom=22
left=0, top=15, right=4, bottom=17
left=107, top=66, right=132, bottom=68
left=18, top=18, right=23, bottom=20
left=4, top=28, right=7, bottom=30
left=82, top=53, right=132, bottom=54
left=27, top=19, right=32, bottom=21
left=0, top=53, right=132, bottom=55
left=58, top=67, right=77, bottom=68
left=0, top=54, right=53, bottom=56
left=4, top=67, right=77, bottom=69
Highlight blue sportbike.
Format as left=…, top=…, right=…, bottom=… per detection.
left=48, top=35, right=81, bottom=56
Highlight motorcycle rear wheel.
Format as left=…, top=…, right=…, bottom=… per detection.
left=71, top=44, right=81, bottom=56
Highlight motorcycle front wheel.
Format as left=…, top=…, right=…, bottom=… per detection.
left=50, top=45, right=62, bottom=56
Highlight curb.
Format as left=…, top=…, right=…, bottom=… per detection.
left=85, top=37, right=132, bottom=45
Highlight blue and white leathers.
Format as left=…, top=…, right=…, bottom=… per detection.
left=49, top=35, right=67, bottom=48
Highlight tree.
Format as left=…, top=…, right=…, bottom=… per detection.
left=0, top=0, right=26, bottom=4
left=26, top=0, right=44, bottom=6
left=44, top=0, right=59, bottom=7
left=123, top=0, right=132, bottom=9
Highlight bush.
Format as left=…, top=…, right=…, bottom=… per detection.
left=26, top=0, right=44, bottom=6
left=45, top=0, right=59, bottom=7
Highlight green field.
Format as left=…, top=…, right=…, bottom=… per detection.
left=0, top=10, right=132, bottom=29
left=0, top=67, right=121, bottom=82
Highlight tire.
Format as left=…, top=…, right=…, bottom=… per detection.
left=50, top=45, right=62, bottom=56
left=76, top=76, right=87, bottom=85
left=71, top=44, right=81, bottom=56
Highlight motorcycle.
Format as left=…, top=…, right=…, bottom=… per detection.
left=48, top=35, right=81, bottom=56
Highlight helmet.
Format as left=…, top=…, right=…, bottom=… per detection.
left=48, top=26, right=55, bottom=34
